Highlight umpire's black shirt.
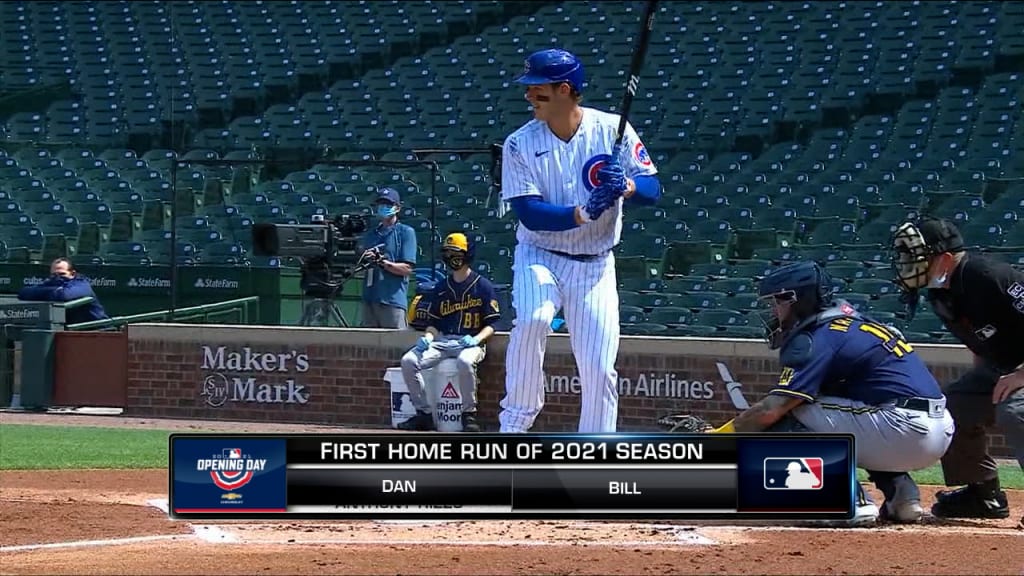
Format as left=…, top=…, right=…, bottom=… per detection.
left=926, top=253, right=1024, bottom=376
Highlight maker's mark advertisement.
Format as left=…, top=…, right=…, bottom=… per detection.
left=199, top=346, right=312, bottom=408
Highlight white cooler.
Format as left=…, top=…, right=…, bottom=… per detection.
left=427, top=358, right=464, bottom=432
left=384, top=360, right=464, bottom=432
left=384, top=367, right=417, bottom=429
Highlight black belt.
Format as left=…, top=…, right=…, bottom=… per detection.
left=544, top=248, right=609, bottom=262
left=894, top=397, right=946, bottom=414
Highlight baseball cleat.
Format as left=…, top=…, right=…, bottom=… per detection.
left=849, top=502, right=881, bottom=527
left=881, top=499, right=924, bottom=524
left=396, top=411, right=436, bottom=431
left=461, top=412, right=481, bottom=433
left=931, top=485, right=1010, bottom=519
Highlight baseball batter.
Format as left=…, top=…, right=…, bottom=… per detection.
left=497, top=48, right=662, bottom=433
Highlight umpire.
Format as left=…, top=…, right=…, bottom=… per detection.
left=891, top=215, right=1024, bottom=526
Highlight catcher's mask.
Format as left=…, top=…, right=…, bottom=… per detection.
left=756, top=261, right=834, bottom=350
left=890, top=216, right=965, bottom=293
left=441, top=232, right=473, bottom=271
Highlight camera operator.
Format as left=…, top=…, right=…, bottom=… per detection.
left=359, top=187, right=417, bottom=329
left=891, top=216, right=1024, bottom=527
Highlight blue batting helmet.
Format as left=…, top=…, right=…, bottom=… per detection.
left=756, top=261, right=835, bottom=349
left=514, top=49, right=585, bottom=93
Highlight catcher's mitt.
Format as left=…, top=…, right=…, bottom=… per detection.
left=657, top=413, right=713, bottom=433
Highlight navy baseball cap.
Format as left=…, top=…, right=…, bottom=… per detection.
left=918, top=217, right=965, bottom=253
left=376, top=187, right=401, bottom=204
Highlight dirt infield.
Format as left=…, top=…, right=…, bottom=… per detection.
left=1, top=413, right=1023, bottom=575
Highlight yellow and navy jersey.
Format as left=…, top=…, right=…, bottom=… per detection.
left=770, top=314, right=943, bottom=405
left=420, top=271, right=501, bottom=336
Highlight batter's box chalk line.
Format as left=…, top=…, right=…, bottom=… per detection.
left=146, top=499, right=239, bottom=544
left=142, top=501, right=718, bottom=547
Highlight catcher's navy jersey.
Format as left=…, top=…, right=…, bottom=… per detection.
left=422, top=271, right=501, bottom=336
left=769, top=316, right=943, bottom=405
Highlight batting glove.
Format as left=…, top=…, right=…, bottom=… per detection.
left=415, top=335, right=433, bottom=352
left=597, top=163, right=626, bottom=193
left=458, top=335, right=479, bottom=348
left=583, top=184, right=620, bottom=221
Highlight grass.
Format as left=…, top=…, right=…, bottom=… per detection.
left=857, top=464, right=1023, bottom=490
left=0, top=424, right=172, bottom=469
left=1, top=423, right=1021, bottom=489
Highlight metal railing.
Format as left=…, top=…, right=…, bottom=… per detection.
left=67, top=296, right=260, bottom=331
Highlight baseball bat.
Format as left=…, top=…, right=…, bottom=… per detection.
left=612, top=0, right=660, bottom=155
left=716, top=362, right=751, bottom=410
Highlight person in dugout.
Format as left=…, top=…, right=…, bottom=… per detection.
left=891, top=216, right=1024, bottom=527
left=17, top=257, right=109, bottom=325
left=397, top=233, right=502, bottom=433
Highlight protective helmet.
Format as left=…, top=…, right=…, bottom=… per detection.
left=441, top=232, right=474, bottom=270
left=890, top=215, right=965, bottom=293
left=514, top=48, right=585, bottom=93
left=756, top=261, right=835, bottom=349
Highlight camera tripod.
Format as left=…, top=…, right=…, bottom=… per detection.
left=298, top=257, right=376, bottom=328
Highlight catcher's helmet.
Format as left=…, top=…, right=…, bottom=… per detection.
left=514, top=49, right=585, bottom=93
left=757, top=261, right=835, bottom=349
left=890, top=215, right=965, bottom=293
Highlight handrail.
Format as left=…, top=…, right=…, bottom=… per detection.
left=67, top=296, right=260, bottom=331
left=54, top=296, right=95, bottom=311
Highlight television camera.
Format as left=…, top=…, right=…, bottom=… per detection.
left=252, top=213, right=376, bottom=327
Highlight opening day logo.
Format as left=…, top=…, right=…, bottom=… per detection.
left=196, top=448, right=267, bottom=492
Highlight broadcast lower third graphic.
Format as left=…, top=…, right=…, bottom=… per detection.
left=762, top=457, right=824, bottom=490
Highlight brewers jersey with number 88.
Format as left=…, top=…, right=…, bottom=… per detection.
left=421, top=271, right=501, bottom=336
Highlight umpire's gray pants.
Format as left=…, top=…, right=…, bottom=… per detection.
left=940, top=364, right=1024, bottom=485
left=361, top=302, right=408, bottom=329
left=401, top=340, right=485, bottom=413
left=792, top=395, right=955, bottom=472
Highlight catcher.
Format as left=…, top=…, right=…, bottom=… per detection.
left=663, top=261, right=955, bottom=526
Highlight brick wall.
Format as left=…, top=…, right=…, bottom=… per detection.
left=124, top=323, right=1012, bottom=457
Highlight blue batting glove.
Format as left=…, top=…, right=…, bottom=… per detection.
left=459, top=335, right=479, bottom=348
left=597, top=163, right=626, bottom=192
left=415, top=336, right=432, bottom=352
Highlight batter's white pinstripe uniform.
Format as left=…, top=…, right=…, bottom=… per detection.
left=498, top=106, right=658, bottom=433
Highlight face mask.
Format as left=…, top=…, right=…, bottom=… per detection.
left=442, top=251, right=467, bottom=271
left=377, top=204, right=399, bottom=218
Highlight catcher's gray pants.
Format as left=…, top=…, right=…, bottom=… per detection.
left=401, top=340, right=485, bottom=413
left=791, top=395, right=955, bottom=473
left=939, top=365, right=1024, bottom=486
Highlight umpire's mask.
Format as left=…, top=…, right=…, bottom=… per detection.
left=890, top=216, right=965, bottom=293
left=891, top=222, right=933, bottom=292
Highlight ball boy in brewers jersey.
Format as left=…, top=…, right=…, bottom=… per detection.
left=397, top=233, right=501, bottom=433
left=498, top=48, right=662, bottom=434
left=706, top=261, right=954, bottom=526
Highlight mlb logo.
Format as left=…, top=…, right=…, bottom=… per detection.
left=223, top=448, right=242, bottom=459
left=763, top=457, right=824, bottom=490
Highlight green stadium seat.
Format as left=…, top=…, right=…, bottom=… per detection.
left=848, top=278, right=900, bottom=298
left=647, top=307, right=693, bottom=327
left=620, top=305, right=648, bottom=324
left=693, top=309, right=750, bottom=329
left=619, top=277, right=664, bottom=293
left=664, top=276, right=714, bottom=294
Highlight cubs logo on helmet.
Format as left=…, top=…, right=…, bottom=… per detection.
left=581, top=154, right=614, bottom=192
left=634, top=142, right=653, bottom=167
